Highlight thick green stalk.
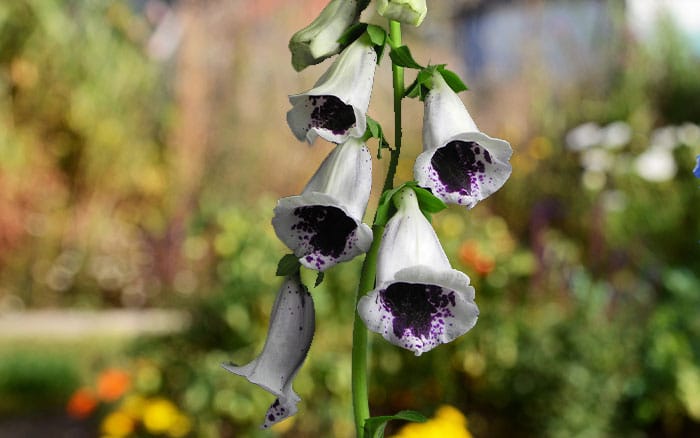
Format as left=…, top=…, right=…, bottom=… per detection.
left=383, top=20, right=404, bottom=193
left=351, top=20, right=405, bottom=438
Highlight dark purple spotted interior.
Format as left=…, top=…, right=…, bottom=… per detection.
left=291, top=205, right=356, bottom=259
left=309, top=95, right=356, bottom=134
left=379, top=282, right=456, bottom=341
left=431, top=140, right=492, bottom=195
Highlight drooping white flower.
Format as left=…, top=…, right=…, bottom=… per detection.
left=358, top=188, right=479, bottom=356
left=414, top=70, right=512, bottom=208
left=222, top=275, right=315, bottom=429
left=272, top=137, right=373, bottom=271
left=376, top=0, right=427, bottom=27
left=288, top=0, right=362, bottom=72
left=287, top=34, right=377, bottom=145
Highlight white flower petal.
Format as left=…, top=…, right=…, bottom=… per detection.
left=376, top=0, right=427, bottom=27
left=222, top=276, right=315, bottom=428
left=415, top=71, right=512, bottom=208
left=359, top=265, right=478, bottom=356
left=287, top=35, right=377, bottom=144
left=272, top=139, right=373, bottom=271
left=288, top=0, right=361, bottom=71
left=358, top=187, right=478, bottom=355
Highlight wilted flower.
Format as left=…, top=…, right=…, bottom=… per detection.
left=358, top=188, right=479, bottom=356
left=289, top=0, right=362, bottom=71
left=222, top=276, right=315, bottom=429
left=272, top=137, right=373, bottom=271
left=287, top=34, right=377, bottom=145
left=377, top=0, right=427, bottom=27
left=414, top=70, right=512, bottom=208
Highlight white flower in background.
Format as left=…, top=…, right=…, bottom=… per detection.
left=650, top=126, right=678, bottom=150
left=600, top=121, right=632, bottom=150
left=677, top=122, right=700, bottom=146
left=272, top=137, right=373, bottom=271
left=634, top=147, right=677, bottom=182
left=414, top=70, right=512, bottom=208
left=287, top=35, right=377, bottom=145
left=358, top=188, right=479, bottom=356
left=222, top=276, right=315, bottom=429
left=580, top=147, right=614, bottom=172
left=288, top=0, right=362, bottom=72
left=376, top=0, right=427, bottom=27
left=565, top=122, right=602, bottom=151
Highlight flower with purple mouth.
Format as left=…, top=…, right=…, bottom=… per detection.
left=272, top=137, right=373, bottom=271
left=414, top=70, right=512, bottom=208
left=287, top=34, right=377, bottom=145
left=222, top=275, right=315, bottom=429
left=358, top=187, right=479, bottom=356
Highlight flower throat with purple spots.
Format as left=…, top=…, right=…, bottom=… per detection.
left=309, top=95, right=356, bottom=135
left=380, top=282, right=456, bottom=340
left=292, top=205, right=357, bottom=258
left=431, top=140, right=492, bottom=195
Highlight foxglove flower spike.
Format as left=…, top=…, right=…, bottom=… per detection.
left=289, top=0, right=362, bottom=72
left=358, top=188, right=479, bottom=355
left=222, top=276, right=315, bottom=429
left=287, top=34, right=377, bottom=145
left=272, top=137, right=373, bottom=271
left=414, top=70, right=512, bottom=208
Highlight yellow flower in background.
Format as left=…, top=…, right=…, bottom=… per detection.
left=391, top=405, right=472, bottom=438
left=143, top=398, right=179, bottom=434
left=120, top=394, right=147, bottom=420
left=101, top=410, right=135, bottom=437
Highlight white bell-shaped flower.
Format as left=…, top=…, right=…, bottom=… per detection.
left=414, top=71, right=512, bottom=208
left=289, top=0, right=362, bottom=72
left=358, top=188, right=479, bottom=356
left=272, top=137, right=373, bottom=271
left=287, top=34, right=377, bottom=145
left=222, top=275, right=315, bottom=429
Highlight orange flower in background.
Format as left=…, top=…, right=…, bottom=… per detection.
left=66, top=387, right=98, bottom=419
left=458, top=241, right=495, bottom=275
left=97, top=368, right=131, bottom=402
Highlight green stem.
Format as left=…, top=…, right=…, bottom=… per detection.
left=383, top=20, right=404, bottom=193
left=351, top=20, right=405, bottom=438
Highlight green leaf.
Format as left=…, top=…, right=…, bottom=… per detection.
left=276, top=254, right=300, bottom=276
left=437, top=65, right=468, bottom=93
left=365, top=116, right=392, bottom=159
left=314, top=271, right=324, bottom=287
left=364, top=410, right=427, bottom=438
left=375, top=182, right=410, bottom=226
left=412, top=184, right=448, bottom=214
left=404, top=67, right=434, bottom=100
left=389, top=45, right=423, bottom=69
left=366, top=24, right=388, bottom=62
left=337, top=22, right=367, bottom=46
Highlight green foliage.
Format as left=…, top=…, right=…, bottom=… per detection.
left=364, top=410, right=427, bottom=438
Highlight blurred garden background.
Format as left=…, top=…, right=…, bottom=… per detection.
left=1, top=0, right=700, bottom=437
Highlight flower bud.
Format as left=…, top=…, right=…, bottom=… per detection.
left=376, top=0, right=427, bottom=27
left=289, top=0, right=362, bottom=71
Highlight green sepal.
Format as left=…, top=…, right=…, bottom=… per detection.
left=404, top=67, right=433, bottom=100
left=276, top=254, right=301, bottom=276
left=314, top=271, right=325, bottom=287
left=363, top=116, right=392, bottom=159
left=375, top=181, right=445, bottom=226
left=366, top=24, right=388, bottom=61
left=389, top=45, right=424, bottom=69
left=437, top=64, right=468, bottom=93
left=337, top=22, right=368, bottom=46
left=363, top=410, right=427, bottom=438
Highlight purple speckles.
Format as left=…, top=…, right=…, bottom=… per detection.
left=431, top=140, right=487, bottom=196
left=263, top=398, right=289, bottom=428
left=379, top=282, right=455, bottom=346
left=292, top=205, right=357, bottom=261
left=308, top=95, right=355, bottom=135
